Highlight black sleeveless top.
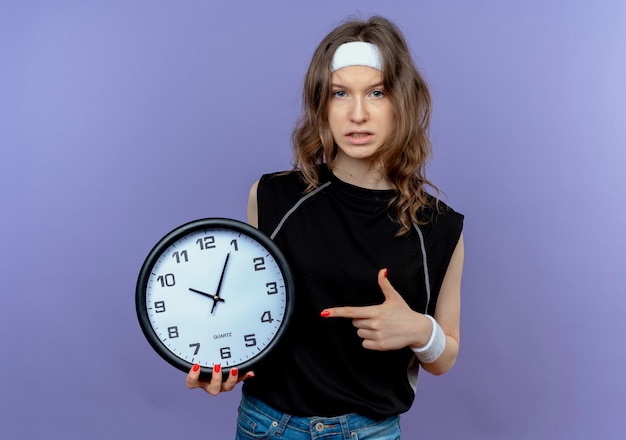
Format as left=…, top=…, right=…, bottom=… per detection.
left=242, top=166, right=464, bottom=418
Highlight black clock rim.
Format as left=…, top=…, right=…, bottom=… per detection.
left=135, top=217, right=295, bottom=379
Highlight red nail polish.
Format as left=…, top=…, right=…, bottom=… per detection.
left=383, top=268, right=388, bottom=278
left=320, top=310, right=330, bottom=317
left=214, top=364, right=221, bottom=373
left=192, top=364, right=200, bottom=372
left=231, top=368, right=238, bottom=376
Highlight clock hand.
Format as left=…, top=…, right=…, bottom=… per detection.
left=211, top=252, right=231, bottom=314
left=215, top=252, right=231, bottom=295
left=188, top=288, right=225, bottom=303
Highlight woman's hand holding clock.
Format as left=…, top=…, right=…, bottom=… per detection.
left=186, top=362, right=255, bottom=395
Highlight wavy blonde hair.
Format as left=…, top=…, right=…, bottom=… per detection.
left=292, top=16, right=440, bottom=234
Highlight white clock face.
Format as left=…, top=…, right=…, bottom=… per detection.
left=142, top=223, right=290, bottom=370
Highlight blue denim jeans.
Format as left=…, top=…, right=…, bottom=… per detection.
left=236, top=391, right=401, bottom=439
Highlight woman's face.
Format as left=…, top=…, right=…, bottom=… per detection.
left=327, top=65, right=394, bottom=166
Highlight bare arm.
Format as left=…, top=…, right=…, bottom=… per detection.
left=420, top=233, right=464, bottom=375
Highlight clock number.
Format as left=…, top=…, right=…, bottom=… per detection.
left=157, top=273, right=176, bottom=287
left=230, top=239, right=239, bottom=251
left=196, top=236, right=216, bottom=250
left=253, top=257, right=265, bottom=271
left=154, top=301, right=166, bottom=313
left=189, top=343, right=200, bottom=355
left=244, top=334, right=257, bottom=347
left=172, top=250, right=188, bottom=263
left=220, top=347, right=232, bottom=359
left=261, top=310, right=274, bottom=323
left=266, top=282, right=278, bottom=295
left=167, top=326, right=179, bottom=339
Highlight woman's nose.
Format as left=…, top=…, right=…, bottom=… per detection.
left=349, top=98, right=369, bottom=123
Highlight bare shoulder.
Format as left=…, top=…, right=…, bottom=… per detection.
left=247, top=180, right=260, bottom=228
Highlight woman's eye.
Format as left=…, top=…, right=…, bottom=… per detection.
left=333, top=90, right=347, bottom=98
left=371, top=90, right=385, bottom=98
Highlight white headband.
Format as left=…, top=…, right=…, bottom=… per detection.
left=331, top=42, right=383, bottom=72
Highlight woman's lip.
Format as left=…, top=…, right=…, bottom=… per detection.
left=345, top=131, right=373, bottom=145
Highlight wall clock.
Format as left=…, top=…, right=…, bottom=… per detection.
left=136, top=218, right=294, bottom=379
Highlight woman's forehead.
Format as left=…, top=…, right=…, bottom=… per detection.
left=330, top=65, right=384, bottom=86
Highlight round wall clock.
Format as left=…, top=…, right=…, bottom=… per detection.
left=136, top=218, right=294, bottom=380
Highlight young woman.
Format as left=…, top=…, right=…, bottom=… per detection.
left=186, top=16, right=464, bottom=439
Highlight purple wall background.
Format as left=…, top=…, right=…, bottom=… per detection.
left=2, top=1, right=625, bottom=438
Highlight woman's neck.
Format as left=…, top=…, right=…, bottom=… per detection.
left=330, top=156, right=393, bottom=190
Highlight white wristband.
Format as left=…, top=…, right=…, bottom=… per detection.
left=411, top=314, right=446, bottom=364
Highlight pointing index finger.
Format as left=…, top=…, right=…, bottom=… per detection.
left=321, top=306, right=376, bottom=319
